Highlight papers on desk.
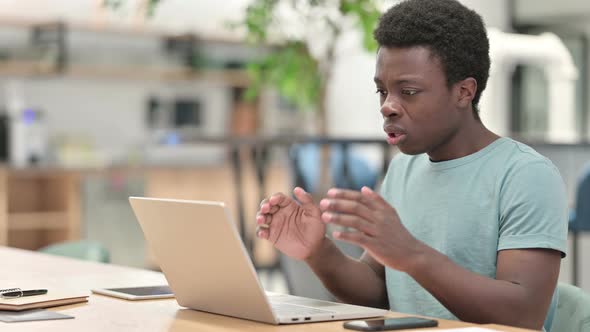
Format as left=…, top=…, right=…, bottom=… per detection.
left=0, top=288, right=89, bottom=311
left=0, top=309, right=74, bottom=323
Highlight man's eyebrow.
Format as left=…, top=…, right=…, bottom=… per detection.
left=396, top=79, right=420, bottom=85
left=373, top=77, right=421, bottom=85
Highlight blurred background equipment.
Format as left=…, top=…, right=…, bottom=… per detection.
left=480, top=28, right=578, bottom=143
left=5, top=82, right=48, bottom=167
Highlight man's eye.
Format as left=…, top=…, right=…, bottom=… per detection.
left=402, top=89, right=418, bottom=96
left=375, top=89, right=387, bottom=96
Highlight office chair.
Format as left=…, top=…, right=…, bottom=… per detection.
left=569, top=163, right=590, bottom=286
left=571, top=162, right=590, bottom=231
left=289, top=143, right=378, bottom=193
left=38, top=240, right=111, bottom=263
left=549, top=283, right=590, bottom=332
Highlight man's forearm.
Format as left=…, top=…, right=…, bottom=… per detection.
left=407, top=245, right=555, bottom=330
left=304, top=238, right=388, bottom=309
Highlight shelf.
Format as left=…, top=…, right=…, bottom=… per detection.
left=0, top=16, right=258, bottom=85
left=0, top=168, right=80, bottom=249
left=0, top=60, right=251, bottom=85
left=0, top=60, right=56, bottom=76
left=64, top=65, right=251, bottom=85
left=0, top=15, right=247, bottom=45
left=8, top=211, right=69, bottom=230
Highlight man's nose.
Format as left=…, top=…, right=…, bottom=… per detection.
left=380, top=99, right=401, bottom=119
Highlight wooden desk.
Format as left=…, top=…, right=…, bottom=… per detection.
left=0, top=247, right=536, bottom=331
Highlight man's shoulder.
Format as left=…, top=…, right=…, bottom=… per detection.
left=495, top=138, right=559, bottom=175
left=499, top=138, right=547, bottom=161
left=494, top=139, right=566, bottom=206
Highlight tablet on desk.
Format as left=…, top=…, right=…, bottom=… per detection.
left=92, top=285, right=174, bottom=300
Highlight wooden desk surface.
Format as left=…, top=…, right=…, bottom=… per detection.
left=0, top=247, right=537, bottom=331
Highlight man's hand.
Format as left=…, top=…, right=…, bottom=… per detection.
left=319, top=186, right=426, bottom=272
left=256, top=187, right=326, bottom=260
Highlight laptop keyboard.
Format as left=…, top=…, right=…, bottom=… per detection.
left=271, top=302, right=335, bottom=316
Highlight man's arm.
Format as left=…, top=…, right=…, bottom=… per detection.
left=409, top=247, right=560, bottom=330
left=305, top=238, right=389, bottom=309
left=319, top=186, right=562, bottom=330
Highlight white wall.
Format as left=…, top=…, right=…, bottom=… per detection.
left=515, top=0, right=590, bottom=25
left=0, top=0, right=251, bottom=39
left=461, top=0, right=510, bottom=30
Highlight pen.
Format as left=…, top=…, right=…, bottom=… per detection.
left=1, top=289, right=48, bottom=298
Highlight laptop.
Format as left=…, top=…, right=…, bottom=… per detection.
left=129, top=197, right=387, bottom=325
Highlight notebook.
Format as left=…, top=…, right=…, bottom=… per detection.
left=0, top=288, right=89, bottom=311
left=129, top=197, right=388, bottom=325
left=0, top=309, right=74, bottom=322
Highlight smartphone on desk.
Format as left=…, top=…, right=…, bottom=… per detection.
left=92, top=285, right=174, bottom=300
left=343, top=317, right=438, bottom=331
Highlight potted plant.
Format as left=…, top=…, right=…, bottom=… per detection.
left=238, top=0, right=380, bottom=136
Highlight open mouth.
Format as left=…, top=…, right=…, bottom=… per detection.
left=383, top=124, right=406, bottom=145
left=385, top=131, right=406, bottom=145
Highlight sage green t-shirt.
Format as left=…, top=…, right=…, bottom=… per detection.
left=380, top=137, right=568, bottom=322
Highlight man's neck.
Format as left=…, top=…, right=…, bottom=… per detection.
left=428, top=117, right=499, bottom=162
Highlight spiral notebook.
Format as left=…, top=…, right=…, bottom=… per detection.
left=0, top=288, right=89, bottom=311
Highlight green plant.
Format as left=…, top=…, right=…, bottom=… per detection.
left=239, top=0, right=381, bottom=134
left=102, top=0, right=162, bottom=18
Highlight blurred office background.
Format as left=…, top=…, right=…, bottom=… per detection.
left=0, top=0, right=589, bottom=298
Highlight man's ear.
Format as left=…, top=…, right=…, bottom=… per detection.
left=455, top=77, right=477, bottom=109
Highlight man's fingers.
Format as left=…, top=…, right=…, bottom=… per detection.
left=360, top=186, right=388, bottom=205
left=262, top=205, right=280, bottom=215
left=360, top=186, right=400, bottom=218
left=294, top=187, right=313, bottom=204
left=256, top=213, right=272, bottom=226
left=319, top=197, right=377, bottom=224
left=260, top=199, right=283, bottom=214
left=293, top=187, right=320, bottom=217
left=321, top=212, right=377, bottom=236
left=332, top=229, right=370, bottom=247
left=256, top=227, right=269, bottom=239
left=326, top=187, right=380, bottom=209
left=256, top=213, right=272, bottom=240
left=268, top=192, right=291, bottom=208
left=258, top=195, right=296, bottom=238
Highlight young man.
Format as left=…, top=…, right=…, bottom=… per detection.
left=255, top=0, right=568, bottom=330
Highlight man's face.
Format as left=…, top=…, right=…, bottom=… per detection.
left=374, top=46, right=461, bottom=156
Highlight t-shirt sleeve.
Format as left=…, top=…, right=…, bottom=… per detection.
left=498, top=160, right=568, bottom=257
